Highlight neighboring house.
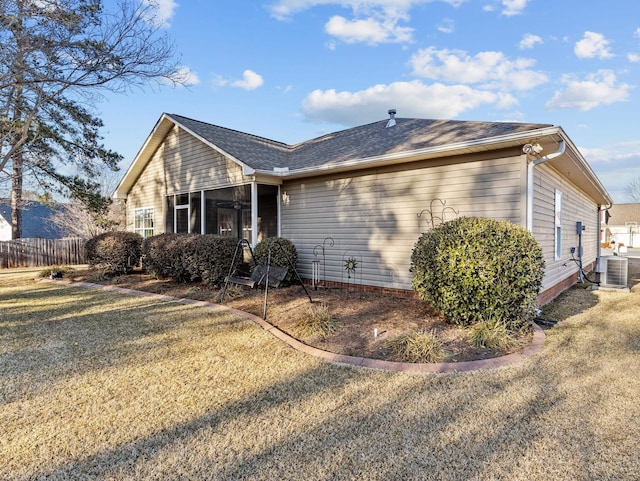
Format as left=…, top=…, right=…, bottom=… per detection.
left=114, top=112, right=612, bottom=304
left=601, top=203, right=640, bottom=248
left=0, top=200, right=64, bottom=241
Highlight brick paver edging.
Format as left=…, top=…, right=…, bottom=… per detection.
left=46, top=279, right=546, bottom=374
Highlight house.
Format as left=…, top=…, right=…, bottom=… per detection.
left=114, top=112, right=612, bottom=304
left=601, top=203, right=640, bottom=248
left=0, top=200, right=64, bottom=241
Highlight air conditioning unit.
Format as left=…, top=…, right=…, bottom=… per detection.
left=599, top=256, right=629, bottom=288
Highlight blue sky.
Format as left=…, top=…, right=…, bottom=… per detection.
left=98, top=0, right=640, bottom=203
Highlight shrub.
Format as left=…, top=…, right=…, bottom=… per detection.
left=143, top=233, right=239, bottom=285
left=385, top=330, right=448, bottom=363
left=253, top=237, right=298, bottom=283
left=194, top=235, right=241, bottom=286
left=85, top=231, right=142, bottom=274
left=411, top=216, right=545, bottom=330
left=142, top=233, right=193, bottom=281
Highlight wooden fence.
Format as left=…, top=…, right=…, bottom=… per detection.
left=0, top=238, right=86, bottom=268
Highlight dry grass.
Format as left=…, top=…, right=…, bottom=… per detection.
left=294, top=303, right=340, bottom=338
left=2, top=261, right=640, bottom=480
left=385, top=329, right=449, bottom=363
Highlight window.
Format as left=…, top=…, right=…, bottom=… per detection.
left=134, top=207, right=154, bottom=238
left=555, top=190, right=562, bottom=260
left=175, top=193, right=189, bottom=233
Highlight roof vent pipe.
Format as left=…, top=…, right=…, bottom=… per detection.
left=386, top=109, right=397, bottom=128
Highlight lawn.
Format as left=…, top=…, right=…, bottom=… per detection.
left=1, top=263, right=640, bottom=480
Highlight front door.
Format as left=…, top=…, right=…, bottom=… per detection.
left=218, top=209, right=237, bottom=237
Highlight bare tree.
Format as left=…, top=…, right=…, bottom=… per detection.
left=51, top=199, right=124, bottom=238
left=0, top=0, right=187, bottom=238
left=50, top=164, right=126, bottom=238
left=624, top=176, right=640, bottom=203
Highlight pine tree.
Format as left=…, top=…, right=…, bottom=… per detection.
left=0, top=0, right=185, bottom=238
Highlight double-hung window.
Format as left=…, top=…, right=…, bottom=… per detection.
left=134, top=207, right=154, bottom=238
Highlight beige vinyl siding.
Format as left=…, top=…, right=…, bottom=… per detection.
left=161, top=127, right=244, bottom=193
left=282, top=154, right=525, bottom=290
left=126, top=126, right=245, bottom=233
left=532, top=163, right=599, bottom=291
left=126, top=143, right=166, bottom=234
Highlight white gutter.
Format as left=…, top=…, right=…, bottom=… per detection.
left=254, top=126, right=563, bottom=179
left=526, top=140, right=566, bottom=231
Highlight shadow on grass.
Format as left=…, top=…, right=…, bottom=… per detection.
left=0, top=283, right=247, bottom=405
left=5, top=265, right=640, bottom=479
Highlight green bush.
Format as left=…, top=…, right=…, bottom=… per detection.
left=411, top=216, right=544, bottom=330
left=141, top=233, right=177, bottom=279
left=253, top=237, right=298, bottom=283
left=143, top=233, right=239, bottom=285
left=194, top=235, right=241, bottom=286
left=85, top=231, right=142, bottom=274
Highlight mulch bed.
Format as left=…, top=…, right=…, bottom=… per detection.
left=69, top=269, right=531, bottom=363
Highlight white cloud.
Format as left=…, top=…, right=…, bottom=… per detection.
left=325, top=15, right=413, bottom=44
left=409, top=46, right=548, bottom=91
left=231, top=70, right=264, bottom=90
left=635, top=27, right=640, bottom=38
left=141, top=0, right=179, bottom=27
left=501, top=0, right=529, bottom=16
left=629, top=53, right=640, bottom=63
left=268, top=0, right=466, bottom=21
left=268, top=0, right=465, bottom=44
left=213, top=70, right=264, bottom=91
left=574, top=31, right=614, bottom=59
left=437, top=18, right=455, bottom=34
left=166, top=66, right=199, bottom=86
left=519, top=33, right=542, bottom=50
left=581, top=143, right=640, bottom=203
left=301, top=80, right=516, bottom=125
left=545, top=70, right=632, bottom=111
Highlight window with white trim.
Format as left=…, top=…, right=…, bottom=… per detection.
left=134, top=207, right=154, bottom=238
left=555, top=190, right=562, bottom=260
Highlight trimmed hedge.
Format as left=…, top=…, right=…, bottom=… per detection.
left=85, top=231, right=143, bottom=274
left=253, top=237, right=298, bottom=283
left=142, top=234, right=239, bottom=285
left=411, top=216, right=545, bottom=330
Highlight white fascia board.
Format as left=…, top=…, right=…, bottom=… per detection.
left=113, top=113, right=175, bottom=198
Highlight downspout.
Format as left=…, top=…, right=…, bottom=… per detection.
left=526, top=140, right=566, bottom=231
left=596, top=204, right=602, bottom=281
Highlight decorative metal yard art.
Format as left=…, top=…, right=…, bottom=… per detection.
left=417, top=198, right=459, bottom=233
left=312, top=237, right=334, bottom=290
left=341, top=249, right=362, bottom=291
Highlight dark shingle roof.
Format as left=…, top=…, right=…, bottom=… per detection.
left=0, top=201, right=64, bottom=239
left=169, top=114, right=552, bottom=172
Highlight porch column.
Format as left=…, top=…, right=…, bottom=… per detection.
left=251, top=182, right=258, bottom=247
